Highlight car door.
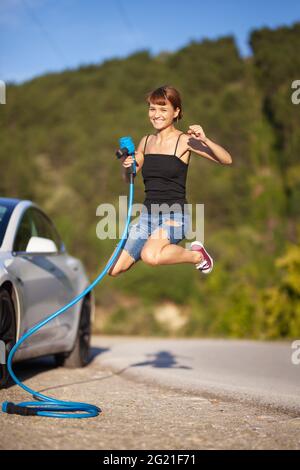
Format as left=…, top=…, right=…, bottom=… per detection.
left=7, top=207, right=76, bottom=347
left=29, top=208, right=80, bottom=339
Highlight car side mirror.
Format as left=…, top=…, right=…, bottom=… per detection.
left=26, top=236, right=58, bottom=254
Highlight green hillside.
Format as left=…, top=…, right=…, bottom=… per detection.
left=1, top=22, right=300, bottom=338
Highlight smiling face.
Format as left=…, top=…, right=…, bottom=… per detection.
left=148, top=99, right=180, bottom=130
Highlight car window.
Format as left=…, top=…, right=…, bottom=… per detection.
left=13, top=209, right=37, bottom=252
left=31, top=209, right=62, bottom=251
left=0, top=205, right=9, bottom=247
left=13, top=208, right=63, bottom=253
left=0, top=202, right=18, bottom=248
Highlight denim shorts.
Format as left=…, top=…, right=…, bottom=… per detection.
left=122, top=209, right=191, bottom=262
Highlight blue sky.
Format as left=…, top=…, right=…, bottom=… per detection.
left=0, top=0, right=299, bottom=84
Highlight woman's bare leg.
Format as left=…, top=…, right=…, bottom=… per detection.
left=107, top=247, right=136, bottom=276
left=141, top=227, right=203, bottom=266
left=156, top=242, right=203, bottom=265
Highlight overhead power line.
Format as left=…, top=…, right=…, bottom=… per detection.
left=22, top=0, right=68, bottom=65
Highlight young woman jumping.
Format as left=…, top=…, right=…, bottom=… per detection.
left=108, top=85, right=232, bottom=277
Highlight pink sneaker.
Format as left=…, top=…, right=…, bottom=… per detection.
left=191, top=241, right=214, bottom=274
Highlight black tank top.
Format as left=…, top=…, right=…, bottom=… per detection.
left=141, top=133, right=190, bottom=214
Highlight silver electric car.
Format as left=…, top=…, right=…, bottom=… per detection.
left=0, top=198, right=95, bottom=387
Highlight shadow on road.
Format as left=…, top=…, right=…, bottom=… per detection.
left=4, top=356, right=57, bottom=389
left=130, top=350, right=192, bottom=370
left=3, top=346, right=110, bottom=390
left=2, top=347, right=191, bottom=394
left=90, top=346, right=110, bottom=362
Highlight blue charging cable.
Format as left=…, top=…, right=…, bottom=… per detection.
left=2, top=137, right=136, bottom=419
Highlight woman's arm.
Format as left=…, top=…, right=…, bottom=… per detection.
left=185, top=125, right=233, bottom=165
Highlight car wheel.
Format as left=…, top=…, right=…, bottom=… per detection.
left=54, top=296, right=91, bottom=368
left=0, top=288, right=16, bottom=389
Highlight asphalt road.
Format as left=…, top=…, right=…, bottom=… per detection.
left=94, top=336, right=300, bottom=413
left=0, top=335, right=300, bottom=450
